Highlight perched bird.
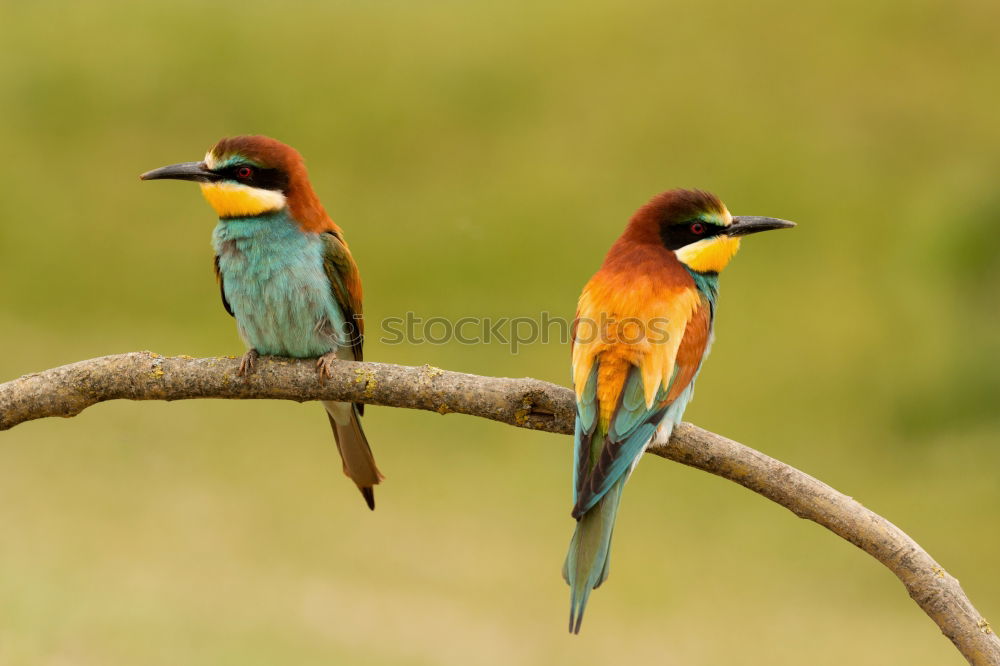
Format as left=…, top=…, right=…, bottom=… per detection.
left=140, top=135, right=383, bottom=509
left=564, top=189, right=794, bottom=633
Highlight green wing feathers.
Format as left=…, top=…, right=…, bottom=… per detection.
left=319, top=231, right=382, bottom=506
left=321, top=230, right=364, bottom=363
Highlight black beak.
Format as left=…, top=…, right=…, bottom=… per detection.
left=139, top=161, right=220, bottom=183
left=727, top=216, right=796, bottom=237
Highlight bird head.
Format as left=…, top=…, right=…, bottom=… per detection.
left=630, top=189, right=795, bottom=273
left=140, top=135, right=329, bottom=228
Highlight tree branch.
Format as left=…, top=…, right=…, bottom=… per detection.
left=1, top=351, right=997, bottom=664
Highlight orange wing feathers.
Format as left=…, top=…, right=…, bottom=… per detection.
left=572, top=235, right=703, bottom=424
left=665, top=299, right=712, bottom=404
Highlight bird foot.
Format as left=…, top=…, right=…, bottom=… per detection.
left=316, top=352, right=339, bottom=382
left=238, top=349, right=260, bottom=376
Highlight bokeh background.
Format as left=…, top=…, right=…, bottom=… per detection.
left=1, top=1, right=998, bottom=664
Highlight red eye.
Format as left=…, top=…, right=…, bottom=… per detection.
left=237, top=166, right=253, bottom=179
left=691, top=222, right=705, bottom=234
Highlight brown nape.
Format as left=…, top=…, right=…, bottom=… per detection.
left=623, top=188, right=726, bottom=244
left=210, top=135, right=336, bottom=234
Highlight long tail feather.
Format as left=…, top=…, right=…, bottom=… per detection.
left=563, top=477, right=625, bottom=634
left=323, top=401, right=383, bottom=510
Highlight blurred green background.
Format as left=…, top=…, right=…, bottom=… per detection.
left=1, top=1, right=998, bottom=664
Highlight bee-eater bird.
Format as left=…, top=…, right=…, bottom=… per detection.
left=564, top=189, right=794, bottom=633
left=140, top=135, right=383, bottom=509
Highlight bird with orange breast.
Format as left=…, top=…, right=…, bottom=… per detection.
left=141, top=136, right=383, bottom=509
left=565, top=189, right=794, bottom=632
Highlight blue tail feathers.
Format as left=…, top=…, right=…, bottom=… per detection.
left=563, top=478, right=625, bottom=634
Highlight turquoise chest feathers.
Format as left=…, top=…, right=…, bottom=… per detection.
left=686, top=268, right=719, bottom=310
left=213, top=213, right=347, bottom=358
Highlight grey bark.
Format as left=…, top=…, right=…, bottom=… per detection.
left=1, top=351, right=996, bottom=664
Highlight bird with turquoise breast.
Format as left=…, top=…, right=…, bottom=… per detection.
left=565, top=188, right=794, bottom=633
left=141, top=135, right=383, bottom=509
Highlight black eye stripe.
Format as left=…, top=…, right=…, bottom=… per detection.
left=659, top=220, right=724, bottom=251
left=216, top=164, right=290, bottom=192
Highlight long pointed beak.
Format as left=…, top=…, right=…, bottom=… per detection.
left=139, top=161, right=220, bottom=183
left=727, top=215, right=796, bottom=237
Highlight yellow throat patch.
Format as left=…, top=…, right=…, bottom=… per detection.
left=199, top=182, right=286, bottom=218
left=674, top=235, right=742, bottom=273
